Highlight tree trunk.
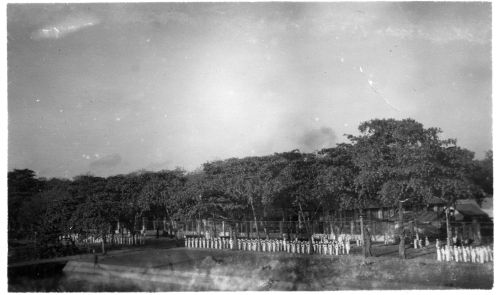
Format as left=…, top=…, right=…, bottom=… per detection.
left=284, top=210, right=291, bottom=239
left=250, top=200, right=261, bottom=240
left=155, top=218, right=160, bottom=239
left=233, top=222, right=238, bottom=250
left=414, top=217, right=418, bottom=240
left=330, top=212, right=335, bottom=237
left=324, top=210, right=329, bottom=235
left=101, top=232, right=106, bottom=254
left=446, top=208, right=452, bottom=247
left=165, top=207, right=172, bottom=236
left=360, top=210, right=365, bottom=257
left=364, top=227, right=372, bottom=257
left=263, top=222, right=269, bottom=240
left=262, top=207, right=269, bottom=239
left=298, top=202, right=313, bottom=254
left=473, top=218, right=481, bottom=244
left=280, top=211, right=285, bottom=239
left=398, top=201, right=406, bottom=259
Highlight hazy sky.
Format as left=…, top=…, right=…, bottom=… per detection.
left=7, top=2, right=492, bottom=179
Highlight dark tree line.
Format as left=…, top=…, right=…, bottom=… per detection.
left=8, top=118, right=492, bottom=258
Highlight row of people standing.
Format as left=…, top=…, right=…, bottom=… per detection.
left=435, top=240, right=493, bottom=264
left=185, top=236, right=352, bottom=255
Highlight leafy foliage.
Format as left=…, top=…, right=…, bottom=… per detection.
left=8, top=118, right=491, bottom=259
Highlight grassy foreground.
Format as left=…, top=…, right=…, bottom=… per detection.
left=68, top=243, right=493, bottom=291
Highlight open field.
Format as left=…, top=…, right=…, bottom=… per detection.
left=60, top=243, right=493, bottom=291
left=9, top=239, right=494, bottom=291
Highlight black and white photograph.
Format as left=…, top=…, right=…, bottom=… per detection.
left=5, top=1, right=494, bottom=291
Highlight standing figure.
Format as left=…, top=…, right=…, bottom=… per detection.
left=93, top=249, right=99, bottom=269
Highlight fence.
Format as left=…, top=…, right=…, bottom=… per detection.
left=171, top=218, right=406, bottom=243
left=125, top=217, right=493, bottom=246
left=60, top=231, right=146, bottom=250
left=171, top=218, right=489, bottom=243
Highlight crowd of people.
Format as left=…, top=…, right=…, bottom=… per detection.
left=435, top=239, right=493, bottom=264
left=184, top=236, right=353, bottom=255
left=184, top=233, right=494, bottom=264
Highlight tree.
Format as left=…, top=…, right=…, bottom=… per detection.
left=203, top=157, right=267, bottom=241
left=347, top=118, right=457, bottom=259
left=70, top=193, right=119, bottom=254
left=105, top=172, right=149, bottom=243
left=430, top=146, right=483, bottom=247
left=36, top=178, right=75, bottom=249
left=136, top=170, right=185, bottom=236
left=268, top=150, right=333, bottom=253
left=8, top=169, right=44, bottom=239
left=317, top=145, right=369, bottom=253
left=470, top=150, right=493, bottom=199
left=69, top=175, right=117, bottom=253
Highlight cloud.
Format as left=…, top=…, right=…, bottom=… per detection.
left=299, top=3, right=490, bottom=45
left=32, top=14, right=99, bottom=40
left=89, top=153, right=122, bottom=169
left=297, top=127, right=337, bottom=152
left=375, top=25, right=490, bottom=44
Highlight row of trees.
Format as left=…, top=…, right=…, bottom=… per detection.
left=8, top=118, right=492, bottom=258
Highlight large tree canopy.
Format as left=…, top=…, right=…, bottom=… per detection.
left=8, top=118, right=491, bottom=259
left=347, top=118, right=482, bottom=258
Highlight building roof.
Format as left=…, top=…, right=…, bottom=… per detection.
left=455, top=198, right=489, bottom=217
left=385, top=210, right=439, bottom=223
left=480, top=197, right=493, bottom=219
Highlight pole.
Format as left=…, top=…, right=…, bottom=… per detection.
left=360, top=213, right=365, bottom=257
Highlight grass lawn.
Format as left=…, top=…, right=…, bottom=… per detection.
left=72, top=240, right=493, bottom=290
